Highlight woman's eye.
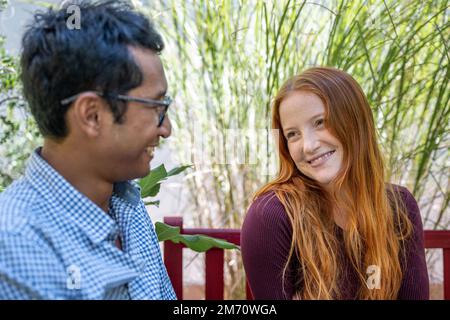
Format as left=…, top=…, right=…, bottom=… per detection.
left=286, top=132, right=298, bottom=139
left=315, top=118, right=324, bottom=127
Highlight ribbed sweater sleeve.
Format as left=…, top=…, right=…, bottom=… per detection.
left=396, top=186, right=430, bottom=299
left=241, top=192, right=294, bottom=299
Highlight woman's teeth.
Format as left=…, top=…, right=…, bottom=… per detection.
left=309, top=150, right=335, bottom=165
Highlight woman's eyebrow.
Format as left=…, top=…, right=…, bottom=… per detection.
left=309, top=113, right=325, bottom=121
left=282, top=126, right=296, bottom=133
left=282, top=113, right=325, bottom=133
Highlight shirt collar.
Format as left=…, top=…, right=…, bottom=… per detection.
left=113, top=179, right=142, bottom=207
left=25, top=148, right=142, bottom=244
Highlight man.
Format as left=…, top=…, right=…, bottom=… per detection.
left=0, top=1, right=176, bottom=299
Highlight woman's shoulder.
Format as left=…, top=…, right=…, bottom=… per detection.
left=389, top=183, right=419, bottom=207
left=249, top=191, right=285, bottom=212
left=389, top=183, right=413, bottom=198
left=388, top=183, right=422, bottom=228
left=247, top=191, right=288, bottom=219
left=243, top=191, right=292, bottom=234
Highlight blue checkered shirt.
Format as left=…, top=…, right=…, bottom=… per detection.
left=0, top=148, right=176, bottom=300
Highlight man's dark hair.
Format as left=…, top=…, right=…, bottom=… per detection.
left=20, top=0, right=164, bottom=138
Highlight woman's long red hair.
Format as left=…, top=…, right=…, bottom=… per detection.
left=255, top=67, right=412, bottom=299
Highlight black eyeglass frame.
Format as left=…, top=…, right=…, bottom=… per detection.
left=60, top=91, right=172, bottom=127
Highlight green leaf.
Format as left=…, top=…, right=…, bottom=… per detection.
left=167, top=165, right=192, bottom=177
left=178, top=234, right=240, bottom=252
left=155, top=222, right=239, bottom=252
left=155, top=222, right=181, bottom=241
left=139, top=164, right=191, bottom=198
left=144, top=200, right=160, bottom=207
left=139, top=164, right=167, bottom=198
left=145, top=183, right=161, bottom=198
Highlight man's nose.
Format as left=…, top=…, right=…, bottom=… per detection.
left=159, top=116, right=172, bottom=138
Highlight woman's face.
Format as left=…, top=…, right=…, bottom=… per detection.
left=279, top=91, right=344, bottom=187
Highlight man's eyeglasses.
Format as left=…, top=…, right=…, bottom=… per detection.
left=60, top=91, right=172, bottom=127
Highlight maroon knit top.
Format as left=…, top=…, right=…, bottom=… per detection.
left=241, top=185, right=429, bottom=299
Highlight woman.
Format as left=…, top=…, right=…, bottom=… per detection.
left=241, top=67, right=429, bottom=300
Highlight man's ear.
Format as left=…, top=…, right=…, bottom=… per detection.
left=69, top=92, right=108, bottom=138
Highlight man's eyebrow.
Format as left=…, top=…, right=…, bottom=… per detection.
left=143, top=90, right=167, bottom=100
left=156, top=90, right=167, bottom=99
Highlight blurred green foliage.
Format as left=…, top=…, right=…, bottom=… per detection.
left=0, top=32, right=41, bottom=188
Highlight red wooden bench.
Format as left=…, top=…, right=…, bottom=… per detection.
left=163, top=216, right=450, bottom=300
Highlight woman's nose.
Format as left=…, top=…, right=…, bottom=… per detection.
left=302, top=132, right=320, bottom=154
